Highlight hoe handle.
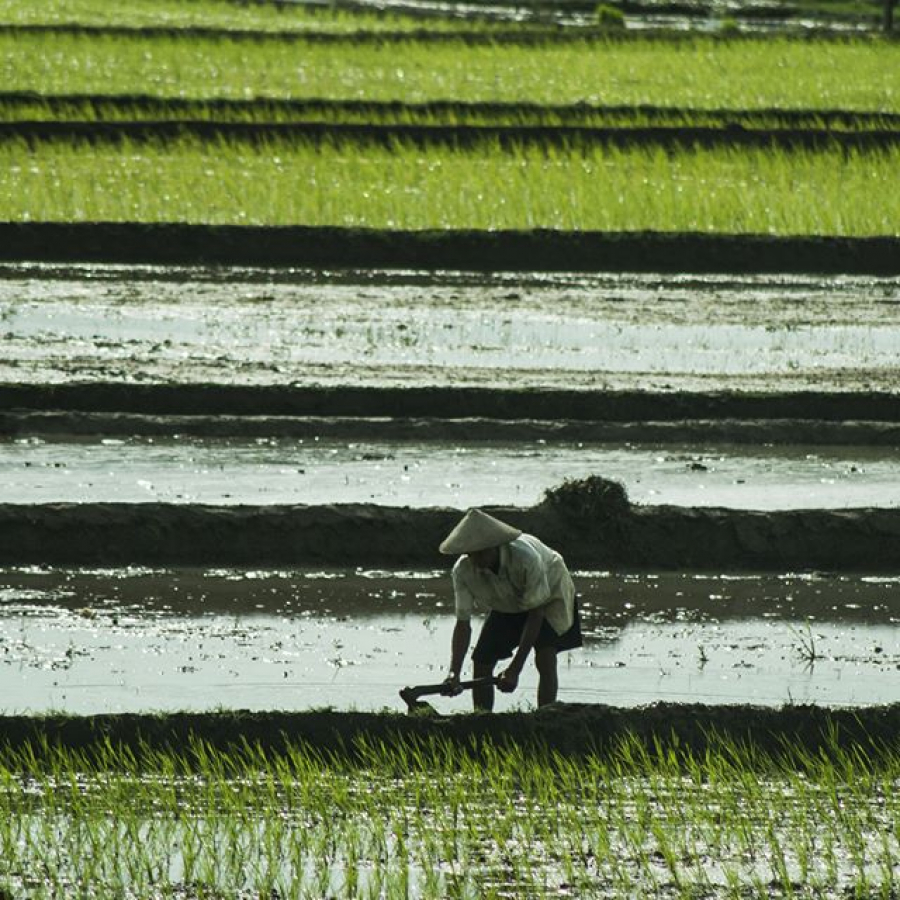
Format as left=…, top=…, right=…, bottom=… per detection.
left=399, top=676, right=499, bottom=707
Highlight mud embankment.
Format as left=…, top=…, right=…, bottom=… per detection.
left=8, top=120, right=899, bottom=151
left=3, top=384, right=899, bottom=422
left=2, top=223, right=900, bottom=273
left=4, top=410, right=899, bottom=445
left=0, top=491, right=898, bottom=570
left=2, top=703, right=899, bottom=760
left=8, top=94, right=898, bottom=131
left=0, top=21, right=870, bottom=42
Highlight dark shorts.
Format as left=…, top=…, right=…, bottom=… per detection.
left=471, top=599, right=583, bottom=666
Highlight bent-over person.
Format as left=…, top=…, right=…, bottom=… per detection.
left=440, top=508, right=582, bottom=710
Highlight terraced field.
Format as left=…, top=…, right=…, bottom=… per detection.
left=1, top=2, right=899, bottom=896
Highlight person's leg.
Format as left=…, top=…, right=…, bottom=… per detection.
left=534, top=646, right=558, bottom=706
left=472, top=660, right=495, bottom=710
left=471, top=611, right=522, bottom=712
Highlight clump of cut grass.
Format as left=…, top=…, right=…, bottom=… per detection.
left=595, top=3, right=626, bottom=29
left=542, top=474, right=630, bottom=519
left=2, top=134, right=899, bottom=236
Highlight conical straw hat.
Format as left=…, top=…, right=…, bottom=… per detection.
left=439, top=509, right=522, bottom=555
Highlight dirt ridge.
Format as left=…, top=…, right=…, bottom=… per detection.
left=2, top=223, right=900, bottom=272
left=0, top=498, right=897, bottom=570
left=3, top=410, right=898, bottom=445
left=0, top=22, right=865, bottom=43
left=3, top=383, right=898, bottom=420
left=2, top=703, right=898, bottom=760
left=7, top=94, right=898, bottom=130
left=7, top=119, right=900, bottom=150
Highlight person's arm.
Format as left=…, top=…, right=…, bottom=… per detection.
left=444, top=619, right=472, bottom=694
left=497, top=606, right=544, bottom=692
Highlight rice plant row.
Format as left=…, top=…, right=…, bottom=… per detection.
left=3, top=32, right=900, bottom=111
left=0, top=0, right=503, bottom=35
left=1, top=732, right=899, bottom=898
left=3, top=134, right=899, bottom=236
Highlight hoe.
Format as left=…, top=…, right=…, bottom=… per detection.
left=399, top=676, right=500, bottom=713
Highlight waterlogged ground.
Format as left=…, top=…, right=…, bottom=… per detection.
left=1, top=264, right=898, bottom=392
left=5, top=743, right=899, bottom=900
left=4, top=758, right=899, bottom=900
left=1, top=567, right=899, bottom=715
left=3, top=434, right=899, bottom=509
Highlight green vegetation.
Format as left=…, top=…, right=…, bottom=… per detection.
left=594, top=3, right=626, bottom=28
left=2, top=32, right=900, bottom=110
left=0, top=0, right=884, bottom=29
left=1, top=2, right=897, bottom=239
left=0, top=0, right=504, bottom=34
left=0, top=732, right=898, bottom=898
left=3, top=135, right=898, bottom=235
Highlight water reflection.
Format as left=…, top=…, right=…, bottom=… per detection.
left=1, top=568, right=898, bottom=714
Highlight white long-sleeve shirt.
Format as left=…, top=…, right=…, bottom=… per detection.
left=451, top=533, right=575, bottom=635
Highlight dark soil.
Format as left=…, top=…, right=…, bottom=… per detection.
left=6, top=120, right=899, bottom=151
left=0, top=488, right=897, bottom=570
left=0, top=21, right=873, bottom=42
left=2, top=702, right=899, bottom=762
left=2, top=383, right=898, bottom=422
left=6, top=94, right=898, bottom=131
left=3, top=409, right=898, bottom=446
left=2, top=223, right=898, bottom=273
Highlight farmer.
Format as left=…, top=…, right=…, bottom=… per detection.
left=440, top=508, right=581, bottom=711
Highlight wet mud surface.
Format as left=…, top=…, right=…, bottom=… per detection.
left=3, top=434, right=900, bottom=510
left=2, top=264, right=898, bottom=395
left=2, top=224, right=900, bottom=274
left=3, top=409, right=900, bottom=447
left=2, top=567, right=899, bottom=717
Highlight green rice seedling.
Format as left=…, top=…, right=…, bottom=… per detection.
left=2, top=32, right=900, bottom=110
left=0, top=0, right=511, bottom=34
left=2, top=732, right=900, bottom=898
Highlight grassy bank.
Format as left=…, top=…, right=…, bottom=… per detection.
left=2, top=32, right=899, bottom=109
left=3, top=135, right=898, bottom=234
left=1, top=731, right=898, bottom=897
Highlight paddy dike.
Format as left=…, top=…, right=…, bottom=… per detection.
left=3, top=223, right=900, bottom=274
left=8, top=94, right=898, bottom=130
left=7, top=120, right=900, bottom=152
left=3, top=703, right=900, bottom=761
left=1, top=483, right=898, bottom=570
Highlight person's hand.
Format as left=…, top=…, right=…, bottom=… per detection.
left=441, top=673, right=463, bottom=696
left=497, top=666, right=519, bottom=693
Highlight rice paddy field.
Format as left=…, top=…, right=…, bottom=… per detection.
left=2, top=23, right=900, bottom=234
left=2, top=1, right=900, bottom=896
left=4, top=733, right=900, bottom=899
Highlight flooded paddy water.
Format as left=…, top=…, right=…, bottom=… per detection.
left=3, top=434, right=900, bottom=509
left=1, top=263, right=898, bottom=393
left=2, top=567, right=899, bottom=715
left=1, top=261, right=898, bottom=717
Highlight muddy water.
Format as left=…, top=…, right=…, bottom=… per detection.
left=2, top=567, right=898, bottom=715
left=3, top=435, right=900, bottom=509
left=1, top=264, right=897, bottom=392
